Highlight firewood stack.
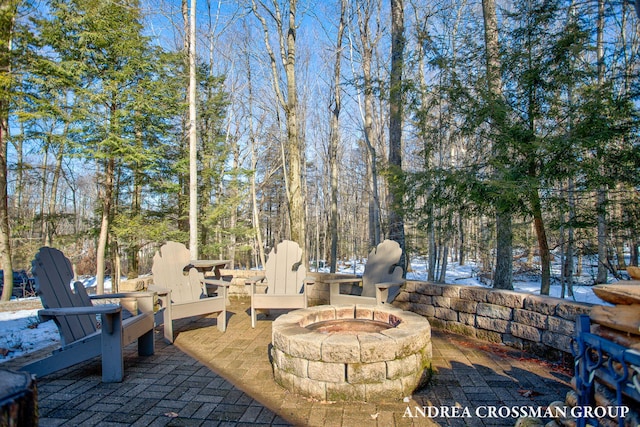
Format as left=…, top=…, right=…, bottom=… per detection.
left=590, top=283, right=640, bottom=349
left=516, top=282, right=640, bottom=427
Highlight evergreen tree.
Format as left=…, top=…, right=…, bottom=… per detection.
left=40, top=0, right=177, bottom=291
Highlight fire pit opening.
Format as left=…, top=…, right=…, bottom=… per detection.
left=306, top=318, right=393, bottom=334
left=271, top=304, right=432, bottom=402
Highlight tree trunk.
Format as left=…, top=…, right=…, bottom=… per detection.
left=45, top=142, right=65, bottom=247
left=0, top=0, right=17, bottom=301
left=229, top=139, right=240, bottom=269
left=39, top=145, right=48, bottom=245
left=354, top=2, right=382, bottom=248
left=459, top=215, right=465, bottom=266
left=329, top=0, right=346, bottom=273
left=482, top=0, right=512, bottom=290
left=12, top=115, right=23, bottom=212
left=494, top=212, right=513, bottom=289
left=530, top=186, right=551, bottom=295
left=388, top=0, right=406, bottom=270
left=596, top=0, right=608, bottom=284
left=188, top=0, right=198, bottom=259
left=438, top=244, right=448, bottom=283
left=284, top=0, right=305, bottom=254
left=96, top=157, right=115, bottom=295
left=566, top=177, right=576, bottom=297
left=244, top=40, right=266, bottom=268
left=428, top=209, right=436, bottom=282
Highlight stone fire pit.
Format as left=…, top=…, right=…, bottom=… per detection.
left=271, top=304, right=432, bottom=402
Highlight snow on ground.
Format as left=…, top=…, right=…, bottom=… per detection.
left=0, top=257, right=620, bottom=364
left=403, top=258, right=609, bottom=305
left=0, top=308, right=60, bottom=362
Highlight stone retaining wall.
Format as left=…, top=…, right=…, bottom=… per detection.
left=393, top=281, right=595, bottom=359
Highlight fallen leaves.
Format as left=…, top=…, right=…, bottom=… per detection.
left=517, top=389, right=541, bottom=398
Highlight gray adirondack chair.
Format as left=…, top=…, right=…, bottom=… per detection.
left=246, top=240, right=313, bottom=328
left=328, top=239, right=405, bottom=305
left=150, top=241, right=229, bottom=343
left=20, top=247, right=155, bottom=383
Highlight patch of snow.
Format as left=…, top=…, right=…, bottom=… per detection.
left=0, top=309, right=59, bottom=363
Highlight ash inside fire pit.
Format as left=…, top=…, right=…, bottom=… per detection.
left=306, top=319, right=392, bottom=334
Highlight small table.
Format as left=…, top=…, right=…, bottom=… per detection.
left=186, top=259, right=230, bottom=280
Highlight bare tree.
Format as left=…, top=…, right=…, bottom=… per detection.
left=188, top=0, right=198, bottom=259
left=329, top=0, right=347, bottom=272
left=251, top=0, right=306, bottom=255
left=351, top=0, right=383, bottom=248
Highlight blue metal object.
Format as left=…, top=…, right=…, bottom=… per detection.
left=573, top=314, right=640, bottom=427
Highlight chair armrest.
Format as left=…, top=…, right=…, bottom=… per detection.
left=91, top=291, right=155, bottom=314
left=324, top=277, right=362, bottom=285
left=375, top=281, right=405, bottom=305
left=375, top=280, right=405, bottom=289
left=90, top=291, right=156, bottom=299
left=202, top=279, right=230, bottom=298
left=39, top=304, right=121, bottom=317
left=202, top=279, right=231, bottom=287
left=147, top=286, right=170, bottom=297
left=40, top=304, right=124, bottom=335
left=245, top=276, right=266, bottom=296
left=245, top=275, right=265, bottom=285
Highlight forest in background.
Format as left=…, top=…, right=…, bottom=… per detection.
left=1, top=0, right=639, bottom=298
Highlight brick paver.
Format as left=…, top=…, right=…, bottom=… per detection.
left=3, top=297, right=572, bottom=426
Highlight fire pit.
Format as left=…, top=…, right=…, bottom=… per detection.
left=271, top=304, right=432, bottom=402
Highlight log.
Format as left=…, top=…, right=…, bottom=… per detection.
left=626, top=266, right=640, bottom=280
left=591, top=324, right=640, bottom=350
left=590, top=304, right=640, bottom=335
left=593, top=283, right=640, bottom=305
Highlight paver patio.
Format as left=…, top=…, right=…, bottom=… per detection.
left=3, top=297, right=572, bottom=426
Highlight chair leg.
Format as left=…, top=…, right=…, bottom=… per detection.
left=251, top=306, right=256, bottom=328
left=163, top=305, right=174, bottom=344
left=217, top=310, right=226, bottom=332
left=101, top=312, right=124, bottom=383
left=138, top=329, right=155, bottom=356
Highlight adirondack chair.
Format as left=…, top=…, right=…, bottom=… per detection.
left=150, top=241, right=229, bottom=343
left=245, top=240, right=313, bottom=328
left=328, top=239, right=405, bottom=305
left=20, top=247, right=155, bottom=383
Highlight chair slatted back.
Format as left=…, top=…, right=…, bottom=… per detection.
left=264, top=240, right=306, bottom=296
left=361, top=240, right=404, bottom=298
left=32, top=247, right=98, bottom=345
left=151, top=241, right=204, bottom=304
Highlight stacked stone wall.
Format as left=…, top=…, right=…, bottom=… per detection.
left=393, top=281, right=595, bottom=359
